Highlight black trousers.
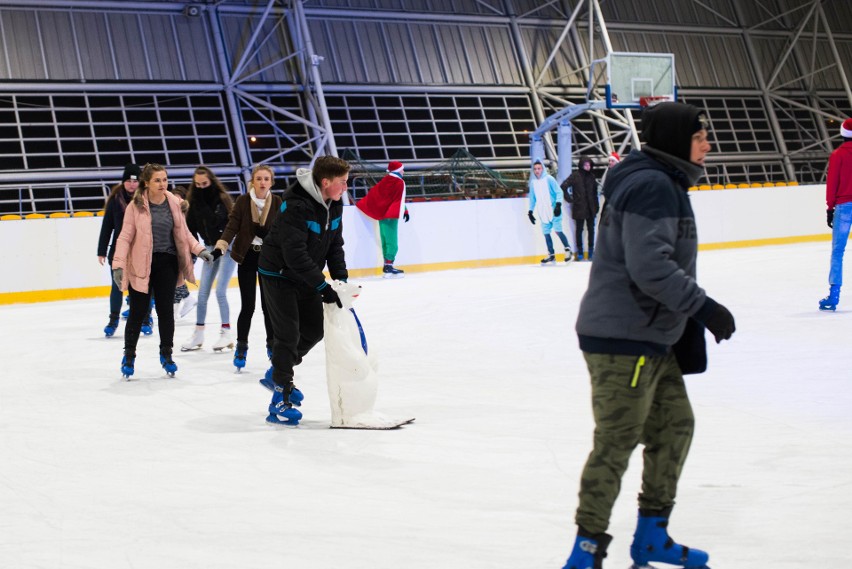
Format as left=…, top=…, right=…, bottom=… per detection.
left=260, top=276, right=324, bottom=389
left=236, top=247, right=273, bottom=350
left=575, top=216, right=596, bottom=255
left=125, top=252, right=178, bottom=357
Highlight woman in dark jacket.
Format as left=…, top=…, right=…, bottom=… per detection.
left=560, top=156, right=600, bottom=260
left=214, top=164, right=282, bottom=372
left=97, top=163, right=152, bottom=337
left=180, top=166, right=236, bottom=352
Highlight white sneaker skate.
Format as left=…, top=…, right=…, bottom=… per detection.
left=179, top=294, right=197, bottom=319
left=212, top=328, right=234, bottom=352
left=181, top=326, right=204, bottom=351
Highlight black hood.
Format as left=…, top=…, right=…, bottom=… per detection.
left=640, top=102, right=708, bottom=163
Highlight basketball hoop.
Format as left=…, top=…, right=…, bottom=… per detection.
left=639, top=95, right=674, bottom=107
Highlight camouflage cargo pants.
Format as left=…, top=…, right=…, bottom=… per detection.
left=575, top=352, right=695, bottom=534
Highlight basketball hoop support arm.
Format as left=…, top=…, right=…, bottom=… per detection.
left=529, top=101, right=607, bottom=184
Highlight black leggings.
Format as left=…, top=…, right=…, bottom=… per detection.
left=236, top=247, right=273, bottom=349
left=125, top=252, right=178, bottom=357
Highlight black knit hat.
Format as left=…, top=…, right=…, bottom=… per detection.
left=122, top=163, right=140, bottom=183
left=641, top=102, right=709, bottom=162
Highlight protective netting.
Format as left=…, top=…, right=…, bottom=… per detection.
left=341, top=148, right=528, bottom=201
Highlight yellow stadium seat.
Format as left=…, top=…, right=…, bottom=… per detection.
left=774, top=182, right=787, bottom=187
left=96, top=210, right=105, bottom=216
left=698, top=184, right=711, bottom=191
left=1, top=214, right=22, bottom=221
left=712, top=184, right=725, bottom=190
left=25, top=213, right=46, bottom=219
left=688, top=186, right=698, bottom=192
left=72, top=211, right=95, bottom=217
left=737, top=183, right=750, bottom=189
left=725, top=184, right=737, bottom=189
left=49, top=212, right=71, bottom=218
left=763, top=182, right=775, bottom=188
left=750, top=183, right=763, bottom=188
left=787, top=181, right=799, bottom=186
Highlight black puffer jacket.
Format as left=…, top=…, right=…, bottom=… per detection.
left=97, top=189, right=133, bottom=263
left=186, top=187, right=231, bottom=247
left=560, top=157, right=599, bottom=220
left=258, top=168, right=347, bottom=290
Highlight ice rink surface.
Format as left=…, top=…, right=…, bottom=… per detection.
left=1, top=241, right=849, bottom=569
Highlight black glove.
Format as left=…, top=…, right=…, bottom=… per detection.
left=553, top=202, right=562, bottom=217
left=827, top=208, right=834, bottom=228
left=253, top=223, right=268, bottom=238
left=528, top=210, right=536, bottom=224
left=403, top=210, right=410, bottom=223
left=210, top=248, right=223, bottom=261
left=704, top=302, right=735, bottom=344
left=320, top=285, right=342, bottom=308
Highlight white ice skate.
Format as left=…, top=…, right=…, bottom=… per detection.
left=181, top=326, right=204, bottom=351
left=178, top=294, right=197, bottom=319
left=323, top=281, right=414, bottom=430
left=212, top=327, right=234, bottom=352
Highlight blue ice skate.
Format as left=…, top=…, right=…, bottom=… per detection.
left=233, top=342, right=247, bottom=371
left=259, top=376, right=303, bottom=406
left=819, top=284, right=840, bottom=311
left=104, top=315, right=119, bottom=337
left=561, top=531, right=611, bottom=569
left=266, top=385, right=302, bottom=426
left=160, top=352, right=177, bottom=377
left=141, top=315, right=154, bottom=336
left=121, top=354, right=135, bottom=379
left=629, top=509, right=709, bottom=569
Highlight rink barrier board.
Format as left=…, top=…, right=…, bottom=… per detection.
left=0, top=234, right=831, bottom=306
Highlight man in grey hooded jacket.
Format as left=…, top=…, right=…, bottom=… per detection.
left=562, top=102, right=735, bottom=569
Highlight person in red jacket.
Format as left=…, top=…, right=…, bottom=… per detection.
left=356, top=160, right=410, bottom=277
left=820, top=118, right=852, bottom=311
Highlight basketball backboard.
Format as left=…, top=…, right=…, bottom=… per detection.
left=595, top=52, right=676, bottom=109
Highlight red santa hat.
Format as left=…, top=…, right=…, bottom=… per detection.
left=387, top=160, right=404, bottom=173
left=608, top=151, right=621, bottom=164
left=842, top=118, right=852, bottom=139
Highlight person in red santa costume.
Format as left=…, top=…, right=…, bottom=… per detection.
left=356, top=160, right=410, bottom=278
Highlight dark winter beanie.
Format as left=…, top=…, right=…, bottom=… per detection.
left=641, top=102, right=709, bottom=162
left=122, top=163, right=141, bottom=183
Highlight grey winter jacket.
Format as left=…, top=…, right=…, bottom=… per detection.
left=575, top=150, right=709, bottom=355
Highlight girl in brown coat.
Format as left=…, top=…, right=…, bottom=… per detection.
left=214, top=164, right=282, bottom=372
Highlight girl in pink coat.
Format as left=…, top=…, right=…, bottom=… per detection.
left=112, top=163, right=213, bottom=378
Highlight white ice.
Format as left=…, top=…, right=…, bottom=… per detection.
left=0, top=241, right=850, bottom=569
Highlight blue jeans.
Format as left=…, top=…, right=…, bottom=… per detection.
left=829, top=202, right=852, bottom=286
left=196, top=246, right=236, bottom=325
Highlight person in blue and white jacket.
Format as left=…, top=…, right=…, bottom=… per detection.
left=527, top=158, right=572, bottom=264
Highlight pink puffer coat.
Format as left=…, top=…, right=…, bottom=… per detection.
left=112, top=191, right=205, bottom=293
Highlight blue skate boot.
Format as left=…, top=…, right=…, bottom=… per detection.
left=121, top=353, right=135, bottom=379
left=141, top=315, right=154, bottom=336
left=266, top=385, right=303, bottom=426
left=233, top=342, right=248, bottom=371
left=819, top=284, right=841, bottom=311
left=562, top=529, right=612, bottom=569
left=160, top=349, right=177, bottom=377
left=121, top=296, right=130, bottom=319
left=629, top=508, right=709, bottom=569
left=104, top=313, right=119, bottom=337
left=259, top=346, right=274, bottom=390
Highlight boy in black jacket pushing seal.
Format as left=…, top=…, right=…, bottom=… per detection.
left=258, top=156, right=350, bottom=426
